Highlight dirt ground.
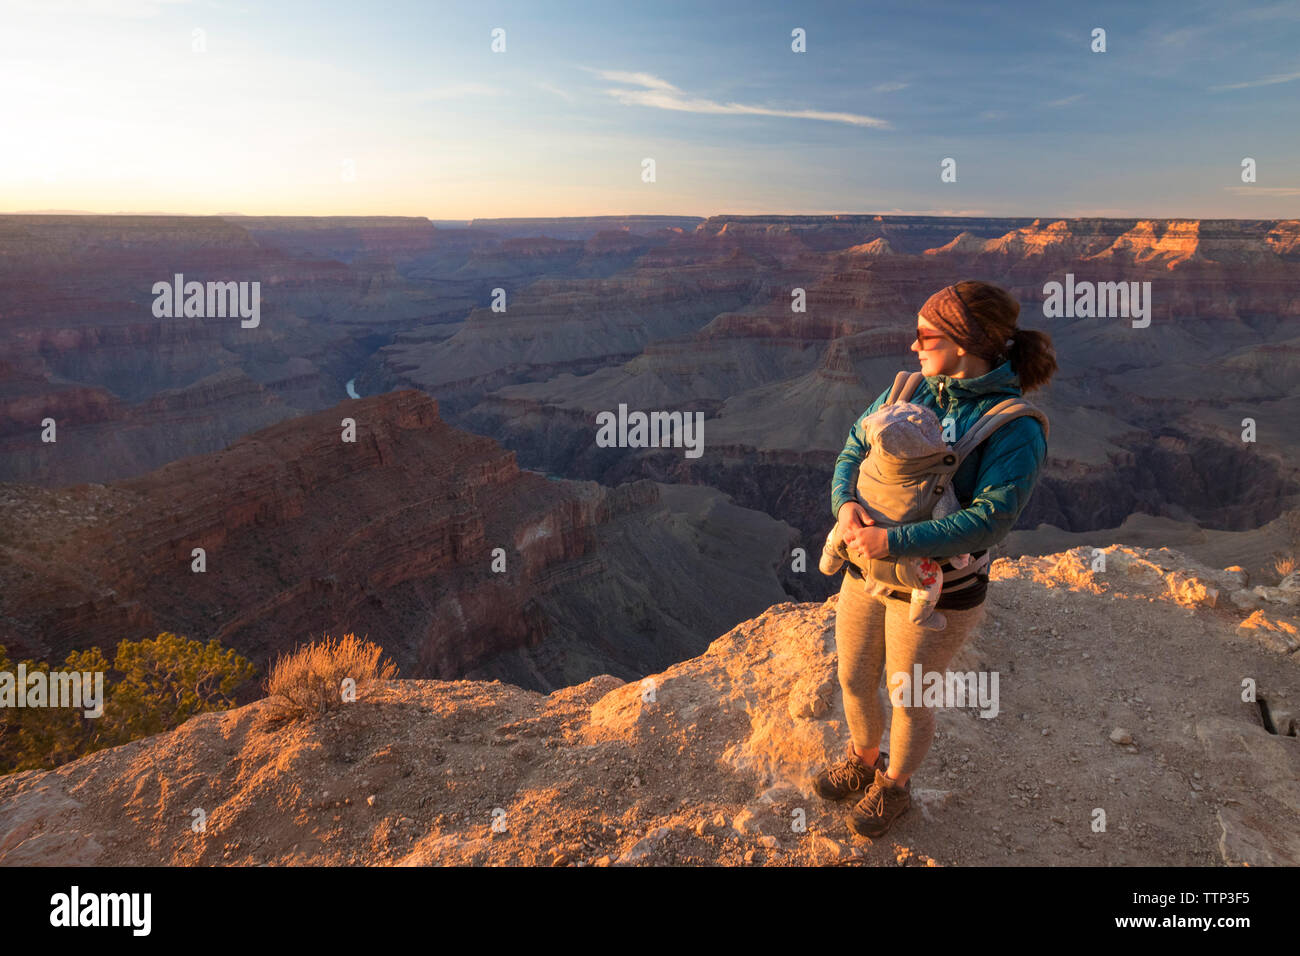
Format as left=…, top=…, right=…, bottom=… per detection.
left=1, top=544, right=1297, bottom=867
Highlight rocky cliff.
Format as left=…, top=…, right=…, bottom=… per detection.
left=1, top=543, right=1295, bottom=866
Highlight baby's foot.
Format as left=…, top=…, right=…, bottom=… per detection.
left=819, top=528, right=846, bottom=575
left=910, top=597, right=948, bottom=630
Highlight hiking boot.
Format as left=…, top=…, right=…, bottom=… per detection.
left=813, top=741, right=887, bottom=801
left=848, top=767, right=912, bottom=838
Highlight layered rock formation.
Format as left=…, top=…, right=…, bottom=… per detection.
left=0, top=215, right=701, bottom=485
left=450, top=216, right=1300, bottom=582
left=0, top=215, right=465, bottom=484
left=0, top=391, right=796, bottom=688
left=5, top=213, right=1299, bottom=606
left=2, top=543, right=1295, bottom=866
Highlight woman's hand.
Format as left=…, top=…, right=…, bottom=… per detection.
left=837, top=501, right=891, bottom=559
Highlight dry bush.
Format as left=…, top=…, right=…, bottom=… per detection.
left=1261, top=508, right=1300, bottom=583
left=1273, top=552, right=1297, bottom=580
left=263, top=632, right=398, bottom=720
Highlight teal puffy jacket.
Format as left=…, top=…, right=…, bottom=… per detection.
left=830, top=359, right=1048, bottom=560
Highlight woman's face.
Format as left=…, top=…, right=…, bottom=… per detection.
left=912, top=314, right=956, bottom=376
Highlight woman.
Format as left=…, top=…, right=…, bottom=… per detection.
left=814, top=279, right=1057, bottom=839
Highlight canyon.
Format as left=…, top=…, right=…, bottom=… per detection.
left=2, top=213, right=1299, bottom=868
left=2, top=212, right=1298, bottom=679
left=0, top=391, right=795, bottom=691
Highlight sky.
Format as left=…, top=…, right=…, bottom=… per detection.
left=2, top=0, right=1298, bottom=219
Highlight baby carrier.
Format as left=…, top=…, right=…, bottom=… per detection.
left=849, top=369, right=1051, bottom=592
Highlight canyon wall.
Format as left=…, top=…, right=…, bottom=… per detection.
left=0, top=391, right=794, bottom=689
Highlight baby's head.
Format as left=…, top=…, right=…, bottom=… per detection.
left=863, top=402, right=949, bottom=459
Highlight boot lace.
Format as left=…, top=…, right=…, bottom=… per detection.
left=861, top=783, right=886, bottom=815
left=828, top=756, right=868, bottom=789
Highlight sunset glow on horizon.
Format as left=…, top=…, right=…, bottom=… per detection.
left=3, top=0, right=1299, bottom=219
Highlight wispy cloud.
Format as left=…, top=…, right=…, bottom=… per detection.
left=871, top=81, right=908, bottom=93
left=980, top=110, right=1008, bottom=120
left=586, top=68, right=891, bottom=129
left=1157, top=24, right=1215, bottom=47
left=1045, top=93, right=1084, bottom=107
left=1209, top=68, right=1300, bottom=90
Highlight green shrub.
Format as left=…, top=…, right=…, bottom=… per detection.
left=0, top=634, right=257, bottom=775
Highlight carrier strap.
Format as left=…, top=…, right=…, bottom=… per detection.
left=886, top=370, right=926, bottom=406
left=952, top=398, right=1050, bottom=468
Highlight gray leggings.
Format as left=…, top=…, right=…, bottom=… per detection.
left=833, top=570, right=987, bottom=778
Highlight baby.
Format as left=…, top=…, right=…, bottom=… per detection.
left=820, top=402, right=971, bottom=630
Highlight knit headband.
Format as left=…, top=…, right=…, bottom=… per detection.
left=919, top=285, right=1015, bottom=364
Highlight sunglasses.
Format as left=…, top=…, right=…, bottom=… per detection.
left=914, top=328, right=950, bottom=349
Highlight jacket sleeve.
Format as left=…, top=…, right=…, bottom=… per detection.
left=885, top=415, right=1047, bottom=559
left=829, top=385, right=892, bottom=520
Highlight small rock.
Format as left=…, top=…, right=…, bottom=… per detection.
left=366, top=794, right=377, bottom=806
left=759, top=835, right=778, bottom=849
left=1222, top=566, right=1249, bottom=588
left=1109, top=728, right=1134, bottom=745
left=614, top=826, right=671, bottom=865
left=1236, top=611, right=1300, bottom=653
left=1229, top=589, right=1265, bottom=612
left=814, top=836, right=848, bottom=860
left=788, top=674, right=837, bottom=720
